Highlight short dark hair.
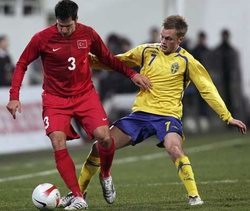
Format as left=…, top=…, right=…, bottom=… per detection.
left=55, top=0, right=78, bottom=21
left=163, top=15, right=188, bottom=37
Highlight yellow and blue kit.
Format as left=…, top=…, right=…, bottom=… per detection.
left=89, top=43, right=232, bottom=145
left=116, top=43, right=232, bottom=123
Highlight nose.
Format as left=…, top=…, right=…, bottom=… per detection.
left=61, top=27, right=68, bottom=33
left=161, top=40, right=166, bottom=46
left=161, top=37, right=167, bottom=44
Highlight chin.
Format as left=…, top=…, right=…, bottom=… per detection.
left=162, top=49, right=170, bottom=54
left=61, top=33, right=70, bottom=37
left=160, top=46, right=168, bottom=53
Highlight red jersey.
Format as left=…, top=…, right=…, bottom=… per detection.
left=10, top=23, right=136, bottom=100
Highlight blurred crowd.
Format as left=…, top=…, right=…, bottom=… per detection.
left=181, top=29, right=248, bottom=132
left=1, top=26, right=249, bottom=133
left=0, top=35, right=14, bottom=87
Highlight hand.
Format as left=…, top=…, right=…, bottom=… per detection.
left=131, top=73, right=151, bottom=91
left=228, top=118, right=247, bottom=134
left=6, top=100, right=22, bottom=119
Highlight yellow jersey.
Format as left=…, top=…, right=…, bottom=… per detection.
left=90, top=43, right=232, bottom=122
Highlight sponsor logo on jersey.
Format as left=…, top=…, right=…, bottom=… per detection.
left=171, top=62, right=179, bottom=74
left=52, top=48, right=61, bottom=52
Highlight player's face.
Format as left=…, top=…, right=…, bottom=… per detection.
left=57, top=17, right=77, bottom=37
left=160, top=28, right=183, bottom=54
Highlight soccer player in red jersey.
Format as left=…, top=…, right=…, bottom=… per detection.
left=6, top=0, right=151, bottom=210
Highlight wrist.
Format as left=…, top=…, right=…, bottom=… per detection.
left=130, top=72, right=138, bottom=79
left=226, top=116, right=233, bottom=124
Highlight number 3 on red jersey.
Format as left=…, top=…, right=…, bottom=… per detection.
left=68, top=57, right=76, bottom=71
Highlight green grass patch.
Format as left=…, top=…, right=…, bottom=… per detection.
left=0, top=132, right=249, bottom=210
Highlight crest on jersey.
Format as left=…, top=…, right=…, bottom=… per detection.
left=77, top=40, right=87, bottom=49
left=171, top=62, right=179, bottom=74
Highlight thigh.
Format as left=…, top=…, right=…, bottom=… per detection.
left=42, top=93, right=80, bottom=140
left=113, top=112, right=155, bottom=145
left=152, top=116, right=183, bottom=147
left=74, top=89, right=109, bottom=140
left=110, top=126, right=132, bottom=149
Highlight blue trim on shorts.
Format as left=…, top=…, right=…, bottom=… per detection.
left=113, top=111, right=183, bottom=147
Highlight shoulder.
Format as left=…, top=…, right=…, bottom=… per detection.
left=35, top=25, right=57, bottom=41
left=39, top=25, right=57, bottom=35
left=135, top=43, right=161, bottom=54
left=75, top=23, right=101, bottom=43
left=76, top=23, right=95, bottom=34
left=178, top=47, right=196, bottom=61
left=178, top=48, right=205, bottom=70
left=142, top=43, right=160, bottom=50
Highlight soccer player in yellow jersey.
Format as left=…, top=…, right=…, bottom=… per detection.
left=60, top=15, right=247, bottom=208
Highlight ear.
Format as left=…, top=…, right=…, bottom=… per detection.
left=178, top=36, right=184, bottom=44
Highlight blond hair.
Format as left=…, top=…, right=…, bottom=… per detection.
left=163, top=15, right=188, bottom=37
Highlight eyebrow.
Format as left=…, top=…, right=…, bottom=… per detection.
left=161, top=35, right=171, bottom=39
left=57, top=23, right=73, bottom=27
left=56, top=20, right=74, bottom=27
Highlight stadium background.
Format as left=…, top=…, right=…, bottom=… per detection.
left=0, top=0, right=249, bottom=95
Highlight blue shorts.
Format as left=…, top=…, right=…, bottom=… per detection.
left=113, top=111, right=183, bottom=147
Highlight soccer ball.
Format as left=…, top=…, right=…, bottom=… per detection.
left=32, top=183, right=60, bottom=210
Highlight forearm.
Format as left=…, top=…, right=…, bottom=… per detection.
left=9, top=63, right=27, bottom=100
left=89, top=53, right=137, bottom=74
left=198, top=85, right=232, bottom=123
left=98, top=52, right=136, bottom=78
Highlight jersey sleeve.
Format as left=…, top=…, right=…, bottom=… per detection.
left=115, top=45, right=144, bottom=68
left=88, top=53, right=112, bottom=70
left=90, top=29, right=137, bottom=78
left=188, top=57, right=233, bottom=123
left=9, top=33, right=41, bottom=100
left=89, top=45, right=143, bottom=70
